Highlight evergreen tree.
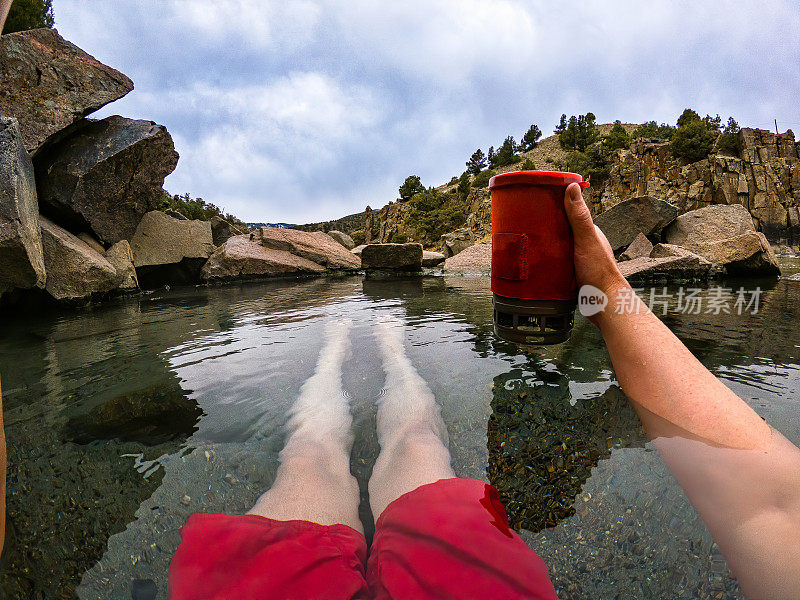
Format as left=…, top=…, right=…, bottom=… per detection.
left=491, top=136, right=520, bottom=168
left=670, top=119, right=715, bottom=163
left=2, top=0, right=54, bottom=34
left=398, top=175, right=425, bottom=201
left=558, top=113, right=599, bottom=152
left=602, top=120, right=630, bottom=151
left=703, top=114, right=722, bottom=131
left=487, top=146, right=495, bottom=167
left=554, top=114, right=567, bottom=136
left=676, top=108, right=701, bottom=128
left=465, top=149, right=487, bottom=175
left=632, top=121, right=675, bottom=140
left=520, top=124, right=542, bottom=152
left=717, top=117, right=741, bottom=155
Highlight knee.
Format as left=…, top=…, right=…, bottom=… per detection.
left=389, top=425, right=451, bottom=468
left=280, top=438, right=350, bottom=476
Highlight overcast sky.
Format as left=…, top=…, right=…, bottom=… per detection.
left=55, top=0, right=800, bottom=224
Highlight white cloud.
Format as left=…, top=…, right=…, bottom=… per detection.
left=53, top=0, right=800, bottom=222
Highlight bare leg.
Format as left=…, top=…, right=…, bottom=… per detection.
left=368, top=318, right=455, bottom=520
left=248, top=319, right=362, bottom=533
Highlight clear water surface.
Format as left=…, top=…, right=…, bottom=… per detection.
left=1, top=260, right=798, bottom=599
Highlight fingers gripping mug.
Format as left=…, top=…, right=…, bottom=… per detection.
left=489, top=171, right=589, bottom=345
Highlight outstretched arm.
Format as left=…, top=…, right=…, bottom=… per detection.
left=564, top=183, right=800, bottom=599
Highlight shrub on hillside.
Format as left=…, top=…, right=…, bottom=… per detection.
left=351, top=229, right=366, bottom=245
left=472, top=169, right=496, bottom=188
left=158, top=192, right=248, bottom=230
left=405, top=189, right=466, bottom=242
left=3, top=0, right=53, bottom=34
left=457, top=172, right=471, bottom=198
left=717, top=117, right=741, bottom=155
left=602, top=120, right=630, bottom=151
left=631, top=121, right=675, bottom=140
left=556, top=113, right=600, bottom=152
left=520, top=158, right=535, bottom=171
left=670, top=110, right=717, bottom=163
left=561, top=142, right=612, bottom=184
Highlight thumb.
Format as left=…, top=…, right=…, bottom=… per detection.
left=564, top=182, right=596, bottom=241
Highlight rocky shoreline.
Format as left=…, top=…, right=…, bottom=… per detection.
left=0, top=28, right=789, bottom=315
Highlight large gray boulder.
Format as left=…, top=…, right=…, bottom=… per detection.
left=104, top=240, right=138, bottom=290
left=0, top=117, right=45, bottom=296
left=665, top=205, right=779, bottom=275
left=201, top=234, right=326, bottom=281
left=327, top=230, right=356, bottom=250
left=361, top=243, right=423, bottom=270
left=40, top=216, right=117, bottom=300
left=35, top=116, right=179, bottom=244
left=595, top=196, right=678, bottom=252
left=210, top=215, right=245, bottom=247
left=443, top=241, right=491, bottom=272
left=665, top=203, right=755, bottom=246
left=130, top=211, right=215, bottom=269
left=440, top=228, right=476, bottom=258
left=255, top=227, right=360, bottom=270
left=0, top=28, right=133, bottom=154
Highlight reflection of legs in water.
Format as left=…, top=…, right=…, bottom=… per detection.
left=368, top=318, right=455, bottom=519
left=247, top=319, right=362, bottom=533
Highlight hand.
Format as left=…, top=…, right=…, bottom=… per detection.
left=564, top=183, right=626, bottom=298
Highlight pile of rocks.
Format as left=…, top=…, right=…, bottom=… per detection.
left=0, top=29, right=361, bottom=306
left=601, top=197, right=780, bottom=282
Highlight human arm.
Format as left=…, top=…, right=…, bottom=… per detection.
left=564, top=183, right=800, bottom=599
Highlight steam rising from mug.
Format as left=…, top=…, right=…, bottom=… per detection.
left=490, top=171, right=589, bottom=345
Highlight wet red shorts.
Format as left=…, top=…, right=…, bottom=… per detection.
left=168, top=478, right=558, bottom=599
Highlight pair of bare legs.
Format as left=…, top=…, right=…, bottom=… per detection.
left=247, top=317, right=454, bottom=531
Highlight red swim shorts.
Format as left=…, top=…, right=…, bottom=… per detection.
left=168, top=478, right=558, bottom=599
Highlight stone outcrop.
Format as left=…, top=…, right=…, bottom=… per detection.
left=254, top=227, right=360, bottom=270
left=210, top=215, right=244, bottom=247
left=440, top=227, right=478, bottom=258
left=105, top=240, right=138, bottom=290
left=617, top=253, right=712, bottom=283
left=361, top=243, right=423, bottom=270
left=35, top=116, right=179, bottom=244
left=422, top=250, right=446, bottom=267
left=40, top=216, right=117, bottom=300
left=327, top=230, right=355, bottom=250
left=0, top=28, right=133, bottom=154
left=600, top=129, right=800, bottom=245
left=594, top=196, right=678, bottom=252
left=130, top=211, right=215, bottom=287
left=619, top=232, right=653, bottom=261
left=201, top=234, right=326, bottom=281
left=664, top=204, right=779, bottom=275
left=351, top=244, right=366, bottom=256
left=0, top=117, right=45, bottom=296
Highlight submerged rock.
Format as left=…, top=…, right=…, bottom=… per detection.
left=361, top=243, right=423, bottom=270
left=130, top=211, right=215, bottom=288
left=40, top=216, right=117, bottom=300
left=327, top=229, right=356, bottom=250
left=66, top=380, right=203, bottom=445
left=0, top=117, right=45, bottom=296
left=594, top=196, right=678, bottom=252
left=35, top=116, right=179, bottom=244
left=201, top=234, right=326, bottom=281
left=254, top=226, right=360, bottom=270
left=0, top=28, right=134, bottom=154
